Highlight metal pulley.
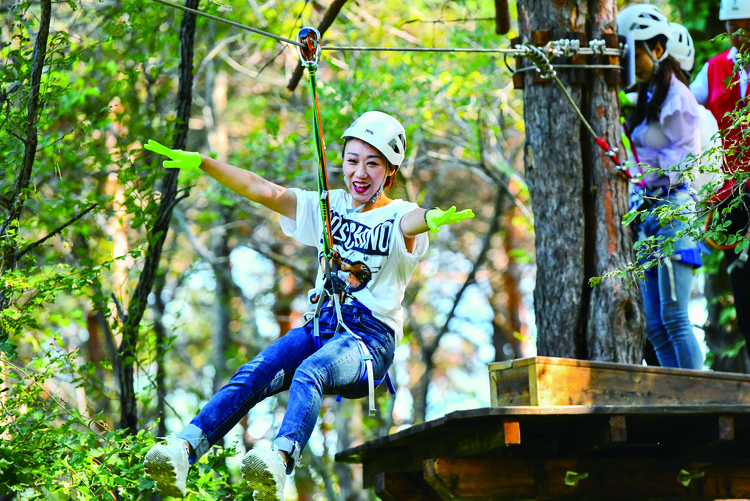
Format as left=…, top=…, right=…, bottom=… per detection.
left=296, top=27, right=322, bottom=69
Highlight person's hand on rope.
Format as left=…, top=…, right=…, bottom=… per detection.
left=144, top=139, right=202, bottom=170
left=425, top=206, right=475, bottom=232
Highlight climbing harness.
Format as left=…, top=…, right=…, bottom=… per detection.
left=297, top=27, right=394, bottom=416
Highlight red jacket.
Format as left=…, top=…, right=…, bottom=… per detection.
left=706, top=49, right=750, bottom=200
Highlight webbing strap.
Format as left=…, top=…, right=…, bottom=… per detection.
left=312, top=289, right=327, bottom=350
left=331, top=293, right=377, bottom=416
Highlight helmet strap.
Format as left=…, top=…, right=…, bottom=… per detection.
left=646, top=47, right=669, bottom=75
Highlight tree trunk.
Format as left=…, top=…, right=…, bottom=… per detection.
left=211, top=207, right=232, bottom=395
left=0, top=0, right=51, bottom=325
left=492, top=206, right=529, bottom=361
left=517, top=0, right=644, bottom=361
left=153, top=270, right=169, bottom=439
left=517, top=0, right=586, bottom=358
left=118, top=0, right=198, bottom=433
left=584, top=0, right=645, bottom=362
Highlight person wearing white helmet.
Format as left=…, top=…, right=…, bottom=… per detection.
left=690, top=0, right=750, bottom=351
left=138, top=111, right=473, bottom=499
left=667, top=22, right=721, bottom=195
left=667, top=22, right=696, bottom=74
left=618, top=4, right=704, bottom=370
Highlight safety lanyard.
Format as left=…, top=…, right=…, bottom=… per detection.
left=296, top=27, right=341, bottom=295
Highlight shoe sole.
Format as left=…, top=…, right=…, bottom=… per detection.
left=144, top=449, right=186, bottom=498
left=241, top=453, right=281, bottom=501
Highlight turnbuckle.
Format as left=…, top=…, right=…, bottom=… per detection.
left=296, top=27, right=322, bottom=69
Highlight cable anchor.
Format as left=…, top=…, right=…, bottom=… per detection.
left=296, top=26, right=322, bottom=69
left=516, top=44, right=556, bottom=79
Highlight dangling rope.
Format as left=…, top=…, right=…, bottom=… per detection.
left=517, top=44, right=631, bottom=177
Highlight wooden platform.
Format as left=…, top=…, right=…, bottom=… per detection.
left=336, top=358, right=750, bottom=500
left=489, top=356, right=750, bottom=407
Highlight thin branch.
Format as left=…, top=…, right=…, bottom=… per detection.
left=111, top=293, right=125, bottom=326
left=16, top=203, right=97, bottom=259
left=247, top=241, right=316, bottom=285
left=427, top=185, right=505, bottom=355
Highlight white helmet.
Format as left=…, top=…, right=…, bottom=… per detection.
left=667, top=23, right=695, bottom=72
left=617, top=4, right=673, bottom=41
left=341, top=111, right=407, bottom=167
left=720, top=0, right=750, bottom=20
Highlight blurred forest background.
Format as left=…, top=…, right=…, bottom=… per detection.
left=0, top=0, right=742, bottom=499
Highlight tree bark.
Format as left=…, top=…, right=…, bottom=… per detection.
left=584, top=0, right=645, bottom=362
left=211, top=207, right=232, bottom=395
left=517, top=0, right=587, bottom=358
left=118, top=0, right=198, bottom=433
left=517, top=0, right=644, bottom=361
left=0, top=0, right=51, bottom=324
left=153, top=270, right=168, bottom=439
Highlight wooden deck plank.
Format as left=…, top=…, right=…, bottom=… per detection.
left=335, top=405, right=750, bottom=464
left=374, top=472, right=443, bottom=501
left=422, top=458, right=750, bottom=500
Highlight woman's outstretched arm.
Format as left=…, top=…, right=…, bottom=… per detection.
left=144, top=140, right=297, bottom=220
left=198, top=155, right=297, bottom=220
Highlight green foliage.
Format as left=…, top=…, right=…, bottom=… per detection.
left=2, top=0, right=528, bottom=497
left=1, top=352, right=247, bottom=499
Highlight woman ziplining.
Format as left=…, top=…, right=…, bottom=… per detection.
left=141, top=26, right=474, bottom=501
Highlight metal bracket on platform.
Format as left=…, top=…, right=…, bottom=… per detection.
left=677, top=469, right=705, bottom=487
left=564, top=471, right=589, bottom=486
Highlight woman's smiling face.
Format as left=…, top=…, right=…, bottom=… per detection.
left=342, top=138, right=391, bottom=207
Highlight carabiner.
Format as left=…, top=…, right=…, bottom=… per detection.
left=296, top=27, right=322, bottom=69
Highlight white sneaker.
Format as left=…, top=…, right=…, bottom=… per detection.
left=241, top=447, right=287, bottom=501
left=143, top=434, right=189, bottom=498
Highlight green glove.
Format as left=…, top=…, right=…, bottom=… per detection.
left=425, top=206, right=475, bottom=233
left=143, top=139, right=202, bottom=170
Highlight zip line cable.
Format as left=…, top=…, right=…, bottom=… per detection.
left=151, top=0, right=305, bottom=47
left=150, top=0, right=622, bottom=57
left=151, top=0, right=631, bottom=174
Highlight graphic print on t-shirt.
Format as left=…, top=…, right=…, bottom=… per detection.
left=319, top=255, right=371, bottom=293
left=317, top=210, right=396, bottom=295
left=329, top=211, right=394, bottom=256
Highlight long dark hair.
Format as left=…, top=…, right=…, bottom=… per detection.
left=627, top=35, right=690, bottom=128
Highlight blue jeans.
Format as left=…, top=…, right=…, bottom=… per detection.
left=177, top=303, right=395, bottom=472
left=636, top=188, right=703, bottom=369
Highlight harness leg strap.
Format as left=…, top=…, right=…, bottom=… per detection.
left=331, top=293, right=378, bottom=416
left=312, top=289, right=327, bottom=351
left=385, top=372, right=396, bottom=395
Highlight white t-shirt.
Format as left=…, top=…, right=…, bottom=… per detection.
left=279, top=188, right=428, bottom=343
